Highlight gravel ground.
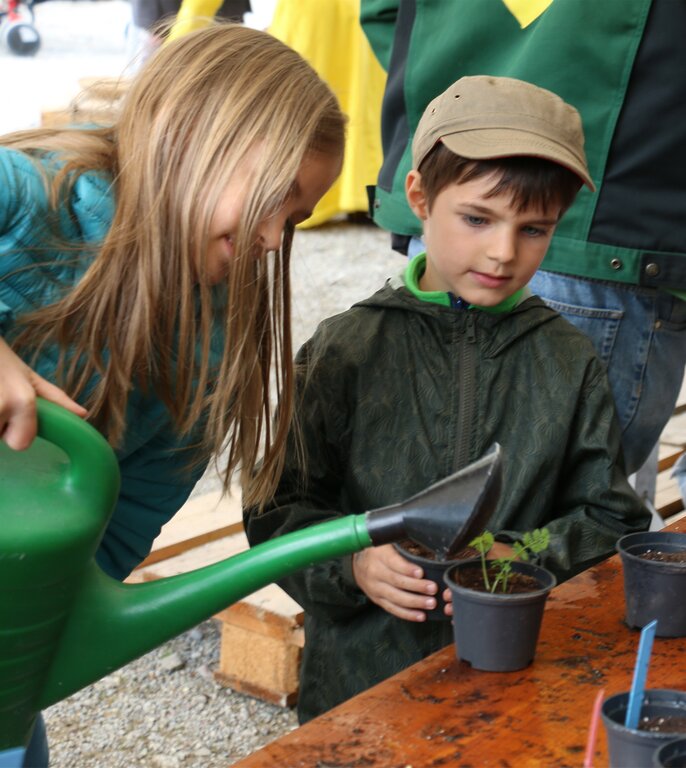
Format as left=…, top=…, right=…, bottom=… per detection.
left=5, top=3, right=403, bottom=765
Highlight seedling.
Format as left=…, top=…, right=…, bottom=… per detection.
left=469, top=528, right=550, bottom=593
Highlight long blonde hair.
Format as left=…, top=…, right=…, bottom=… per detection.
left=3, top=24, right=345, bottom=507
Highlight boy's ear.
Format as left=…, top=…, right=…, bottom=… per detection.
left=406, top=170, right=429, bottom=220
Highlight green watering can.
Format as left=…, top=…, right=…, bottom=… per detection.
left=0, top=399, right=501, bottom=761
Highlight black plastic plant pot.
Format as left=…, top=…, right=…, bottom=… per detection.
left=601, top=690, right=686, bottom=768
left=617, top=532, right=686, bottom=637
left=443, top=559, right=556, bottom=671
left=654, top=737, right=686, bottom=767
left=393, top=543, right=467, bottom=620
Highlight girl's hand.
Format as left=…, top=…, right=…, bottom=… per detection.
left=0, top=337, right=88, bottom=450
left=352, top=544, right=438, bottom=622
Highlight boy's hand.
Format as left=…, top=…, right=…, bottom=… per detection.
left=352, top=544, right=439, bottom=622
left=0, top=337, right=88, bottom=450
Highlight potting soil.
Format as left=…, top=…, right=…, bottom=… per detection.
left=639, top=714, right=686, bottom=733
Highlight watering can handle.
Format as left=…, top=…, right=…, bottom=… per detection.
left=36, top=397, right=120, bottom=500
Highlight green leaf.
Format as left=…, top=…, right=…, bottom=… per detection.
left=469, top=531, right=494, bottom=556
left=523, top=528, right=550, bottom=555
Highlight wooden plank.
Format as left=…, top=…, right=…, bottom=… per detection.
left=126, top=533, right=248, bottom=583
left=215, top=601, right=305, bottom=645
left=40, top=109, right=73, bottom=128
left=214, top=671, right=299, bottom=708
left=215, top=620, right=303, bottom=707
left=655, top=437, right=684, bottom=518
left=655, top=484, right=684, bottom=520
left=658, top=445, right=684, bottom=472
left=661, top=410, right=686, bottom=448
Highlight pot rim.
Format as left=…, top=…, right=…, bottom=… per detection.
left=617, top=531, right=686, bottom=553
left=603, top=689, right=686, bottom=734
left=392, top=541, right=468, bottom=567
left=617, top=532, right=686, bottom=569
left=444, top=557, right=556, bottom=601
left=654, top=736, right=686, bottom=763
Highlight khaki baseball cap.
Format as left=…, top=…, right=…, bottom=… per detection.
left=412, top=75, right=595, bottom=191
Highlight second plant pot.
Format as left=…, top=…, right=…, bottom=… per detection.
left=654, top=737, right=686, bottom=767
left=444, top=558, right=556, bottom=671
left=601, top=689, right=686, bottom=768
left=617, top=531, right=686, bottom=637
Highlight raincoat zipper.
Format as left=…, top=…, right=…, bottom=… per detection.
left=453, top=312, right=476, bottom=471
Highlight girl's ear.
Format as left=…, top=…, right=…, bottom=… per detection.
left=406, top=170, right=429, bottom=220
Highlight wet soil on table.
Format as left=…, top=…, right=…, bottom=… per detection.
left=638, top=550, right=686, bottom=564
left=638, top=715, right=686, bottom=733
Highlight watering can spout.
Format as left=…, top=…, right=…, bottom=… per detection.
left=365, top=445, right=502, bottom=559
left=0, top=401, right=501, bottom=754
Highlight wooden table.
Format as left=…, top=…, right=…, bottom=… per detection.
left=235, top=518, right=686, bottom=768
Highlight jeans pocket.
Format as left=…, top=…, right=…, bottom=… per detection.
left=536, top=297, right=623, bottom=365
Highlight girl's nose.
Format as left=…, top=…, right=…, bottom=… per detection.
left=258, top=216, right=285, bottom=253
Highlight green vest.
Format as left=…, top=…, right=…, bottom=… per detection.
left=365, top=0, right=686, bottom=291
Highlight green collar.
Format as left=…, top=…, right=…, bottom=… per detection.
left=403, top=253, right=525, bottom=313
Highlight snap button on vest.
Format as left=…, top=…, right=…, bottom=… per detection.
left=610, top=258, right=622, bottom=270
left=644, top=262, right=660, bottom=277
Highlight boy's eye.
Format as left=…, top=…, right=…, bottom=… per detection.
left=522, top=225, right=547, bottom=237
left=463, top=215, right=487, bottom=226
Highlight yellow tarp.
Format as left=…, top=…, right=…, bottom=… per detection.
left=168, top=0, right=223, bottom=40
left=269, top=0, right=386, bottom=228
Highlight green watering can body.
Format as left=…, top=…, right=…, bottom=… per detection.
left=0, top=400, right=501, bottom=755
left=0, top=399, right=120, bottom=751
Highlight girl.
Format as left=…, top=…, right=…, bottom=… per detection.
left=1, top=22, right=343, bottom=765
left=0, top=23, right=344, bottom=582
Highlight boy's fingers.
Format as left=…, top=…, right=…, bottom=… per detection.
left=392, top=572, right=437, bottom=595
left=443, top=588, right=454, bottom=617
left=377, top=582, right=437, bottom=613
left=376, top=595, right=431, bottom=622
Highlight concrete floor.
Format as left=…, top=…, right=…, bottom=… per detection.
left=0, top=0, right=278, bottom=133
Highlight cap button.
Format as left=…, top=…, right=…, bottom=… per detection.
left=610, top=258, right=623, bottom=271
left=644, top=262, right=660, bottom=278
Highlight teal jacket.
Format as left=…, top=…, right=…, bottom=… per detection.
left=0, top=147, right=210, bottom=580
left=361, top=0, right=686, bottom=292
left=245, top=273, right=650, bottom=722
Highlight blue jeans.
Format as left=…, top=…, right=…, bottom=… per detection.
left=407, top=236, right=686, bottom=474
left=530, top=271, right=686, bottom=474
left=20, top=715, right=48, bottom=767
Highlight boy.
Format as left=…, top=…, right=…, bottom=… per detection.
left=244, top=76, right=650, bottom=723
